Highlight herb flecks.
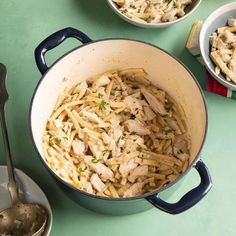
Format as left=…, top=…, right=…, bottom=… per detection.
left=117, top=135, right=124, bottom=143
left=79, top=166, right=87, bottom=172
left=130, top=4, right=136, bottom=9
left=91, top=158, right=100, bottom=164
left=130, top=131, right=137, bottom=135
left=99, top=100, right=108, bottom=110
left=102, top=150, right=110, bottom=156
left=164, top=127, right=173, bottom=134
left=49, top=137, right=61, bottom=146
left=130, top=114, right=136, bottom=120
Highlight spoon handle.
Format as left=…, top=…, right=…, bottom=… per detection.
left=0, top=63, right=20, bottom=204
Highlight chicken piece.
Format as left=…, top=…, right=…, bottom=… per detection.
left=88, top=141, right=102, bottom=159
left=54, top=119, right=63, bottom=128
left=119, top=160, right=138, bottom=176
left=221, top=54, right=231, bottom=63
left=123, top=182, right=144, bottom=197
left=177, top=153, right=190, bottom=162
left=93, top=75, right=110, bottom=88
left=124, top=139, right=138, bottom=152
left=113, top=127, right=123, bottom=142
left=143, top=106, right=156, bottom=120
left=228, top=18, right=236, bottom=27
left=126, top=120, right=150, bottom=135
left=102, top=132, right=112, bottom=144
left=141, top=88, right=168, bottom=116
left=77, top=81, right=88, bottom=100
left=166, top=119, right=182, bottom=134
left=216, top=38, right=228, bottom=50
left=72, top=139, right=85, bottom=155
left=173, top=139, right=189, bottom=155
left=81, top=110, right=106, bottom=127
left=124, top=96, right=143, bottom=114
left=162, top=9, right=177, bottom=22
left=128, top=165, right=148, bottom=183
left=84, top=156, right=114, bottom=181
left=80, top=176, right=94, bottom=194
left=221, top=30, right=236, bottom=44
left=134, top=136, right=144, bottom=146
left=90, top=174, right=106, bottom=192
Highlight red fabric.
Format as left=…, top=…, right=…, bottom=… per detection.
left=206, top=71, right=228, bottom=97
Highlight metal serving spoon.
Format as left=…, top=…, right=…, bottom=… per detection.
left=0, top=63, right=48, bottom=236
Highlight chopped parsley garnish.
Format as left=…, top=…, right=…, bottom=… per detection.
left=73, top=92, right=80, bottom=95
left=130, top=4, right=136, bottom=9
left=63, top=137, right=68, bottom=140
left=49, top=137, right=61, bottom=146
left=139, top=153, right=144, bottom=159
left=130, top=114, right=136, bottom=120
left=130, top=131, right=137, bottom=135
left=164, top=127, right=173, bottom=133
left=102, top=150, right=110, bottom=156
left=99, top=100, right=108, bottom=110
left=117, top=135, right=124, bottom=142
left=110, top=91, right=115, bottom=96
left=143, top=15, right=155, bottom=23
left=173, top=1, right=177, bottom=8
left=79, top=166, right=87, bottom=172
left=91, top=158, right=100, bottom=164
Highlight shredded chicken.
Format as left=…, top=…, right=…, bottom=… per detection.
left=112, top=0, right=193, bottom=23
left=43, top=68, right=191, bottom=198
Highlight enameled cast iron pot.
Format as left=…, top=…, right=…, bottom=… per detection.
left=30, top=28, right=212, bottom=215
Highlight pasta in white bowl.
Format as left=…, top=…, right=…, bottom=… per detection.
left=107, top=0, right=201, bottom=28
left=42, top=68, right=191, bottom=198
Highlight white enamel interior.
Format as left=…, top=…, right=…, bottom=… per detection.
left=31, top=39, right=207, bottom=165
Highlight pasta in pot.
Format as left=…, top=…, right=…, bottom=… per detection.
left=112, top=0, right=193, bottom=23
left=42, top=68, right=191, bottom=198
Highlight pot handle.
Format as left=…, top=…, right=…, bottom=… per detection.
left=35, top=27, right=92, bottom=75
left=146, top=159, right=212, bottom=214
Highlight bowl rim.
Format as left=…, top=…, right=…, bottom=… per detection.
left=106, top=0, right=202, bottom=28
left=0, top=166, right=53, bottom=236
left=199, top=2, right=236, bottom=91
left=30, top=38, right=208, bottom=202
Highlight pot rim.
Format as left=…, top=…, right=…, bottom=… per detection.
left=29, top=38, right=208, bottom=201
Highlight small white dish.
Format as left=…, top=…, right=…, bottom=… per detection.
left=0, top=166, right=52, bottom=236
left=106, top=0, right=202, bottom=28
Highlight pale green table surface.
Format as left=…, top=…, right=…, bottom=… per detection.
left=0, top=0, right=236, bottom=235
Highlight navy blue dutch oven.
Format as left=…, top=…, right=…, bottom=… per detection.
left=30, top=28, right=212, bottom=215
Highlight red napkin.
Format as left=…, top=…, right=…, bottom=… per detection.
left=206, top=71, right=236, bottom=99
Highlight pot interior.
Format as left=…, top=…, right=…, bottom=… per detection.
left=31, top=39, right=207, bottom=170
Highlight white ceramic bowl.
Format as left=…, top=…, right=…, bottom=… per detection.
left=0, top=166, right=52, bottom=236
left=200, top=2, right=236, bottom=91
left=106, top=0, right=202, bottom=28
